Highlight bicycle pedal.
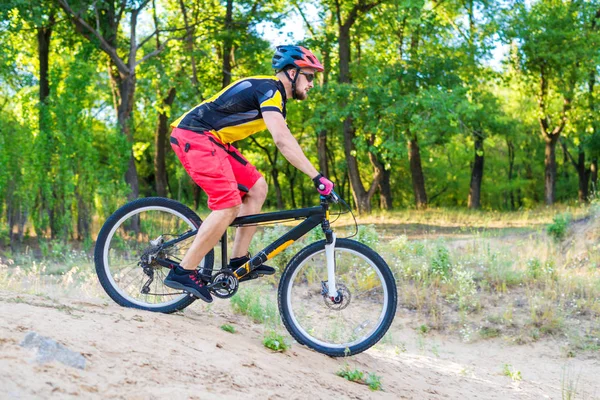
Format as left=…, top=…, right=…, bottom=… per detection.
left=239, top=273, right=263, bottom=283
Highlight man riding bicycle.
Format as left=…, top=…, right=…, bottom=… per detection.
left=164, top=45, right=334, bottom=303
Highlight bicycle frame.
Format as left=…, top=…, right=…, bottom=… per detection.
left=157, top=196, right=339, bottom=297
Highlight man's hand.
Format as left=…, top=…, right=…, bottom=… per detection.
left=312, top=174, right=334, bottom=195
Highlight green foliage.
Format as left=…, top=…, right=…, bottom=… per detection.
left=356, top=224, right=380, bottom=249
left=1, top=0, right=600, bottom=246
left=220, top=324, right=236, bottom=334
left=479, top=326, right=501, bottom=339
left=430, top=245, right=452, bottom=278
left=547, top=213, right=572, bottom=242
left=336, top=365, right=383, bottom=391
left=230, top=286, right=279, bottom=327
left=262, top=331, right=289, bottom=352
left=502, top=364, right=522, bottom=382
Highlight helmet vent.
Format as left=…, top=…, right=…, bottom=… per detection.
left=292, top=55, right=303, bottom=60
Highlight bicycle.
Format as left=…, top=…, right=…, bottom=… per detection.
left=94, top=191, right=397, bottom=356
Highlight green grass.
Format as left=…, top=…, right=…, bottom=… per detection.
left=336, top=365, right=383, bottom=391
left=229, top=286, right=279, bottom=327
left=262, top=331, right=289, bottom=352
left=502, top=364, right=522, bottom=382
left=479, top=326, right=501, bottom=339
left=220, top=324, right=236, bottom=333
left=547, top=213, right=572, bottom=241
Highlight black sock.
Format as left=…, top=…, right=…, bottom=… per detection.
left=229, top=255, right=250, bottom=268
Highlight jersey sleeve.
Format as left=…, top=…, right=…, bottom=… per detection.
left=256, top=81, right=284, bottom=115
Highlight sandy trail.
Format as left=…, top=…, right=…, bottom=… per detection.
left=1, top=289, right=598, bottom=399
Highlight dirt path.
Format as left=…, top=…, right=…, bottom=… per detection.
left=1, top=290, right=598, bottom=399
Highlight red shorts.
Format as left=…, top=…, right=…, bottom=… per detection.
left=170, top=127, right=262, bottom=210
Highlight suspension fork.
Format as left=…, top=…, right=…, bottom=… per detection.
left=325, top=231, right=337, bottom=298
left=322, top=210, right=338, bottom=298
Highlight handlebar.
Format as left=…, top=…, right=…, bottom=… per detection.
left=320, top=190, right=340, bottom=204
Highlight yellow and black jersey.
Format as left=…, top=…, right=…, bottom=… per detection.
left=171, top=76, right=287, bottom=144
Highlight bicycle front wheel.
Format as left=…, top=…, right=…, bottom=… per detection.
left=278, top=238, right=397, bottom=356
left=94, top=197, right=214, bottom=313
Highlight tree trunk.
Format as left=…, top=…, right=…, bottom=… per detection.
left=367, top=144, right=391, bottom=210
left=194, top=185, right=202, bottom=210
left=37, top=11, right=56, bottom=238
left=408, top=133, right=427, bottom=209
left=155, top=87, right=176, bottom=197
left=222, top=0, right=234, bottom=88
left=339, top=25, right=370, bottom=213
left=178, top=0, right=199, bottom=87
left=285, top=164, right=298, bottom=209
left=271, top=169, right=284, bottom=209
left=379, top=168, right=393, bottom=210
left=576, top=148, right=590, bottom=203
left=316, top=45, right=331, bottom=178
left=37, top=12, right=54, bottom=110
left=76, top=193, right=90, bottom=240
left=591, top=158, right=598, bottom=194
left=468, top=133, right=484, bottom=209
left=507, top=140, right=515, bottom=210
left=544, top=134, right=559, bottom=205
left=317, top=130, right=329, bottom=177
left=114, top=72, right=140, bottom=203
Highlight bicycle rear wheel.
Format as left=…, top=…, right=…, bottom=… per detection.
left=278, top=238, right=397, bottom=356
left=94, top=197, right=214, bottom=313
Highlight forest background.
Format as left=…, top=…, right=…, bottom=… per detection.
left=1, top=0, right=599, bottom=246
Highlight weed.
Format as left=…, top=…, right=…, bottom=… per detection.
left=431, top=244, right=452, bottom=278
left=365, top=373, right=383, bottom=391
left=479, top=326, right=501, bottom=339
left=447, top=263, right=478, bottom=311
left=547, top=213, right=571, bottom=241
left=356, top=225, right=380, bottom=249
left=220, top=324, right=236, bottom=334
left=336, top=365, right=383, bottom=391
left=262, top=331, right=289, bottom=352
left=395, top=342, right=407, bottom=354
left=561, top=365, right=580, bottom=400
left=502, top=364, right=522, bottom=381
left=230, top=286, right=279, bottom=327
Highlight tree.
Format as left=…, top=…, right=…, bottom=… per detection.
left=56, top=0, right=170, bottom=206
left=507, top=0, right=584, bottom=205
left=331, top=0, right=382, bottom=213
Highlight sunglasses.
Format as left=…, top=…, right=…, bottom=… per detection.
left=298, top=71, right=315, bottom=82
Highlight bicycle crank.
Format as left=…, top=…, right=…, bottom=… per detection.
left=208, top=270, right=239, bottom=299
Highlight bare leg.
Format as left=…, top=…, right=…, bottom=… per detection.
left=180, top=205, right=241, bottom=270
left=231, top=177, right=268, bottom=258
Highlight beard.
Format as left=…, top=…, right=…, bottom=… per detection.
left=295, top=87, right=308, bottom=100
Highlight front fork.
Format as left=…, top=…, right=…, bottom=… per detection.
left=325, top=231, right=338, bottom=298
left=321, top=206, right=338, bottom=299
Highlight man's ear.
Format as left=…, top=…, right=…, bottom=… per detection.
left=287, top=68, right=297, bottom=79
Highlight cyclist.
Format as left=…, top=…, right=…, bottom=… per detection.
left=164, top=45, right=334, bottom=303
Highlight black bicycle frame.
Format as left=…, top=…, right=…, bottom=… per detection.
left=158, top=199, right=334, bottom=280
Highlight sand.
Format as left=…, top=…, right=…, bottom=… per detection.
left=1, top=288, right=599, bottom=399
